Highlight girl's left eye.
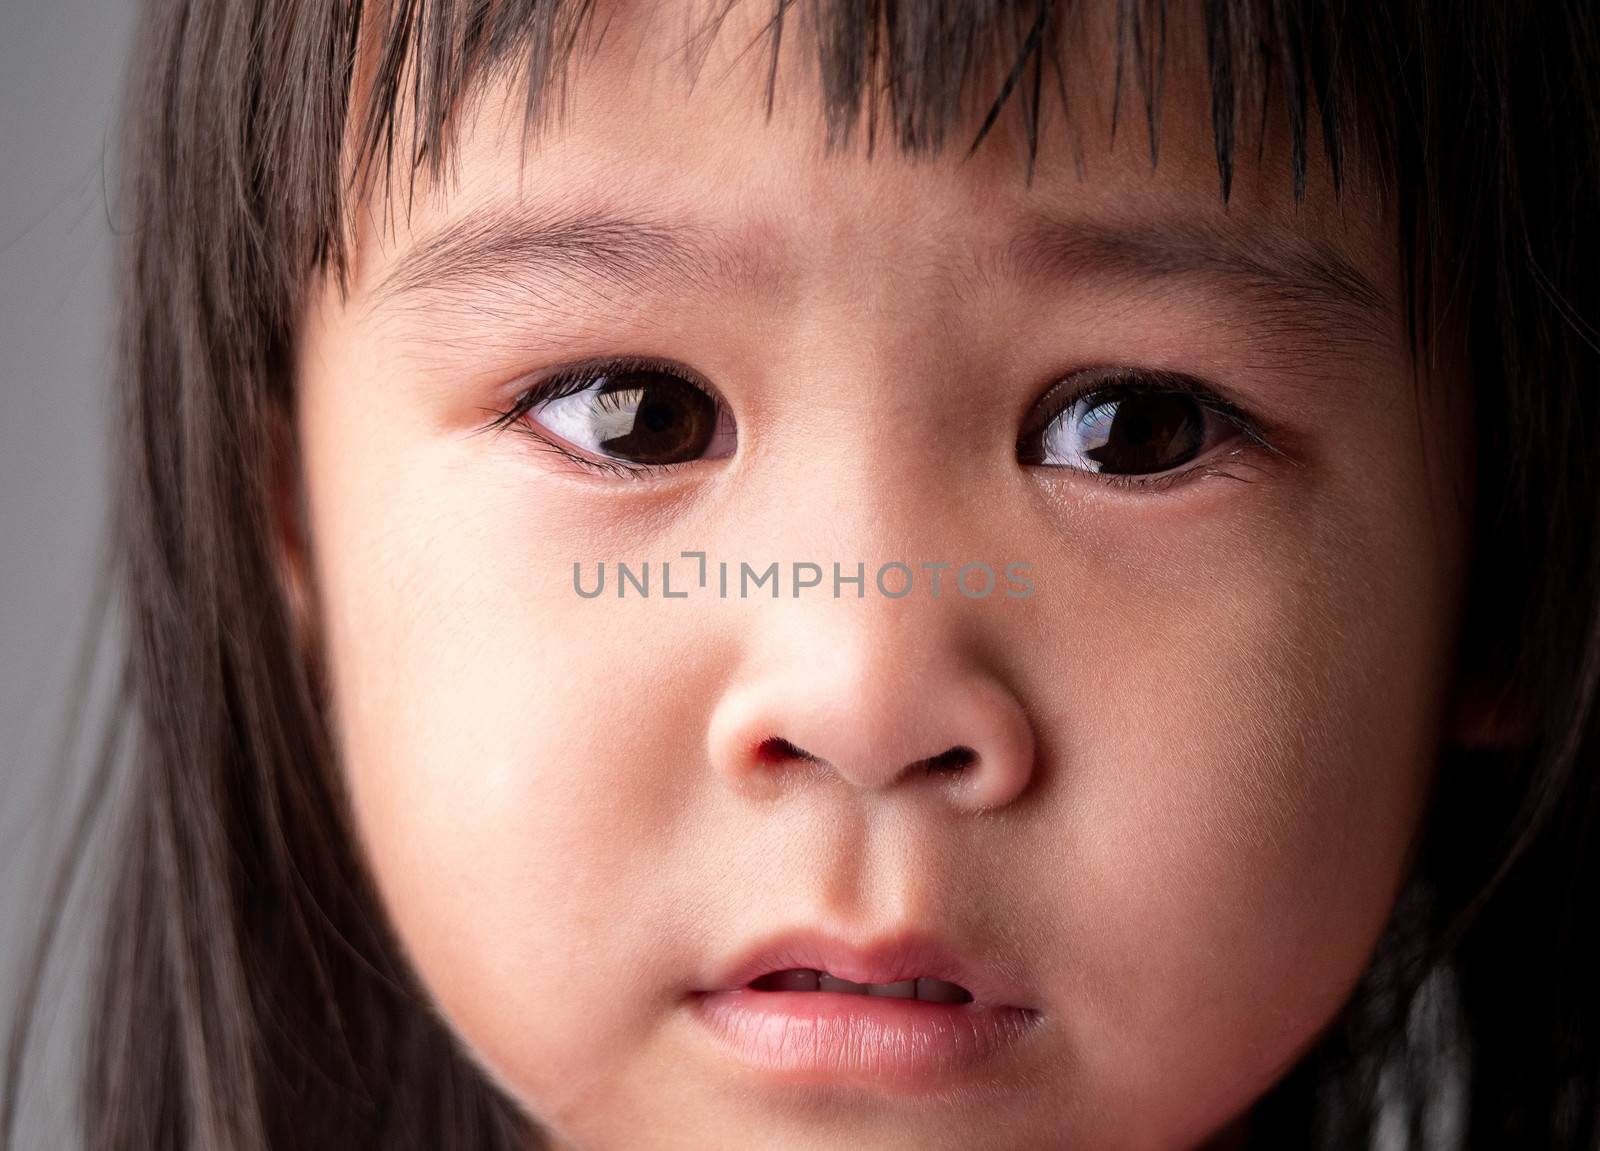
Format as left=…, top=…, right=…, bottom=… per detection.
left=1017, top=367, right=1269, bottom=488
left=490, top=357, right=736, bottom=478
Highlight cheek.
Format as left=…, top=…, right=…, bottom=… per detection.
left=1027, top=476, right=1450, bottom=1137
left=306, top=447, right=713, bottom=1126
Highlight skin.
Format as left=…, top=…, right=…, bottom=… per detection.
left=289, top=1, right=1477, bottom=1147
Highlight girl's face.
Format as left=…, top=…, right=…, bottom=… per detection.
left=292, top=2, right=1472, bottom=1147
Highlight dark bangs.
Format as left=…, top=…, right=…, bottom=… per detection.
left=4, top=2, right=1599, bottom=1150
left=331, top=0, right=1401, bottom=252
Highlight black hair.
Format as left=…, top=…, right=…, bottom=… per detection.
left=4, top=1, right=1599, bottom=1148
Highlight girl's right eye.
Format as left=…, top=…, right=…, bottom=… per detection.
left=493, top=357, right=736, bottom=477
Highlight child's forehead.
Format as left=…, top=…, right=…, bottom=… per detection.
left=337, top=0, right=1397, bottom=324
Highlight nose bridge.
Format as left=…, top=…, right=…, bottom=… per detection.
left=699, top=223, right=1036, bottom=811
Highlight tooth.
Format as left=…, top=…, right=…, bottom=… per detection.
left=817, top=973, right=870, bottom=995
left=751, top=969, right=820, bottom=991
left=865, top=979, right=918, bottom=998
left=915, top=977, right=972, bottom=1004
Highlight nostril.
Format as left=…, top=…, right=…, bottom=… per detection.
left=759, top=739, right=976, bottom=776
left=756, top=736, right=822, bottom=766
left=918, top=745, right=977, bottom=776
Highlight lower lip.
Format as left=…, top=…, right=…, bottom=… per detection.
left=689, top=988, right=1043, bottom=1090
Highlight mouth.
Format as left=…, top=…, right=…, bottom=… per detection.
left=688, top=926, right=1043, bottom=1090
left=746, top=968, right=974, bottom=1003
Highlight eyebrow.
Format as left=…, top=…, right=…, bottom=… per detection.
left=368, top=201, right=758, bottom=314
left=1002, top=211, right=1392, bottom=336
left=369, top=197, right=1393, bottom=345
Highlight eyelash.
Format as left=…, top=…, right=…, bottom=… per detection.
left=1022, top=367, right=1286, bottom=493
left=482, top=359, right=1285, bottom=489
left=484, top=355, right=718, bottom=482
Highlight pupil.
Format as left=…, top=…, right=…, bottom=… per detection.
left=641, top=400, right=673, bottom=433
left=1084, top=393, right=1204, bottom=474
left=595, top=373, right=714, bottom=465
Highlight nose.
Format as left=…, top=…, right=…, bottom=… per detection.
left=706, top=599, right=1038, bottom=813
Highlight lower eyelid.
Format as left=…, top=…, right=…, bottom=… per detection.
left=1113, top=441, right=1270, bottom=492
left=1024, top=402, right=1253, bottom=482
left=515, top=420, right=662, bottom=480
left=1051, top=422, right=1269, bottom=492
left=1101, top=459, right=1231, bottom=493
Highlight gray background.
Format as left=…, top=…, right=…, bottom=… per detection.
left=2, top=0, right=138, bottom=1140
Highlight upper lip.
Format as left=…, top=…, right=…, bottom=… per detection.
left=699, top=925, right=1035, bottom=1009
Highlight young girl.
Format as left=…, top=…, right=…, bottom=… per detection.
left=5, top=0, right=1598, bottom=1147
